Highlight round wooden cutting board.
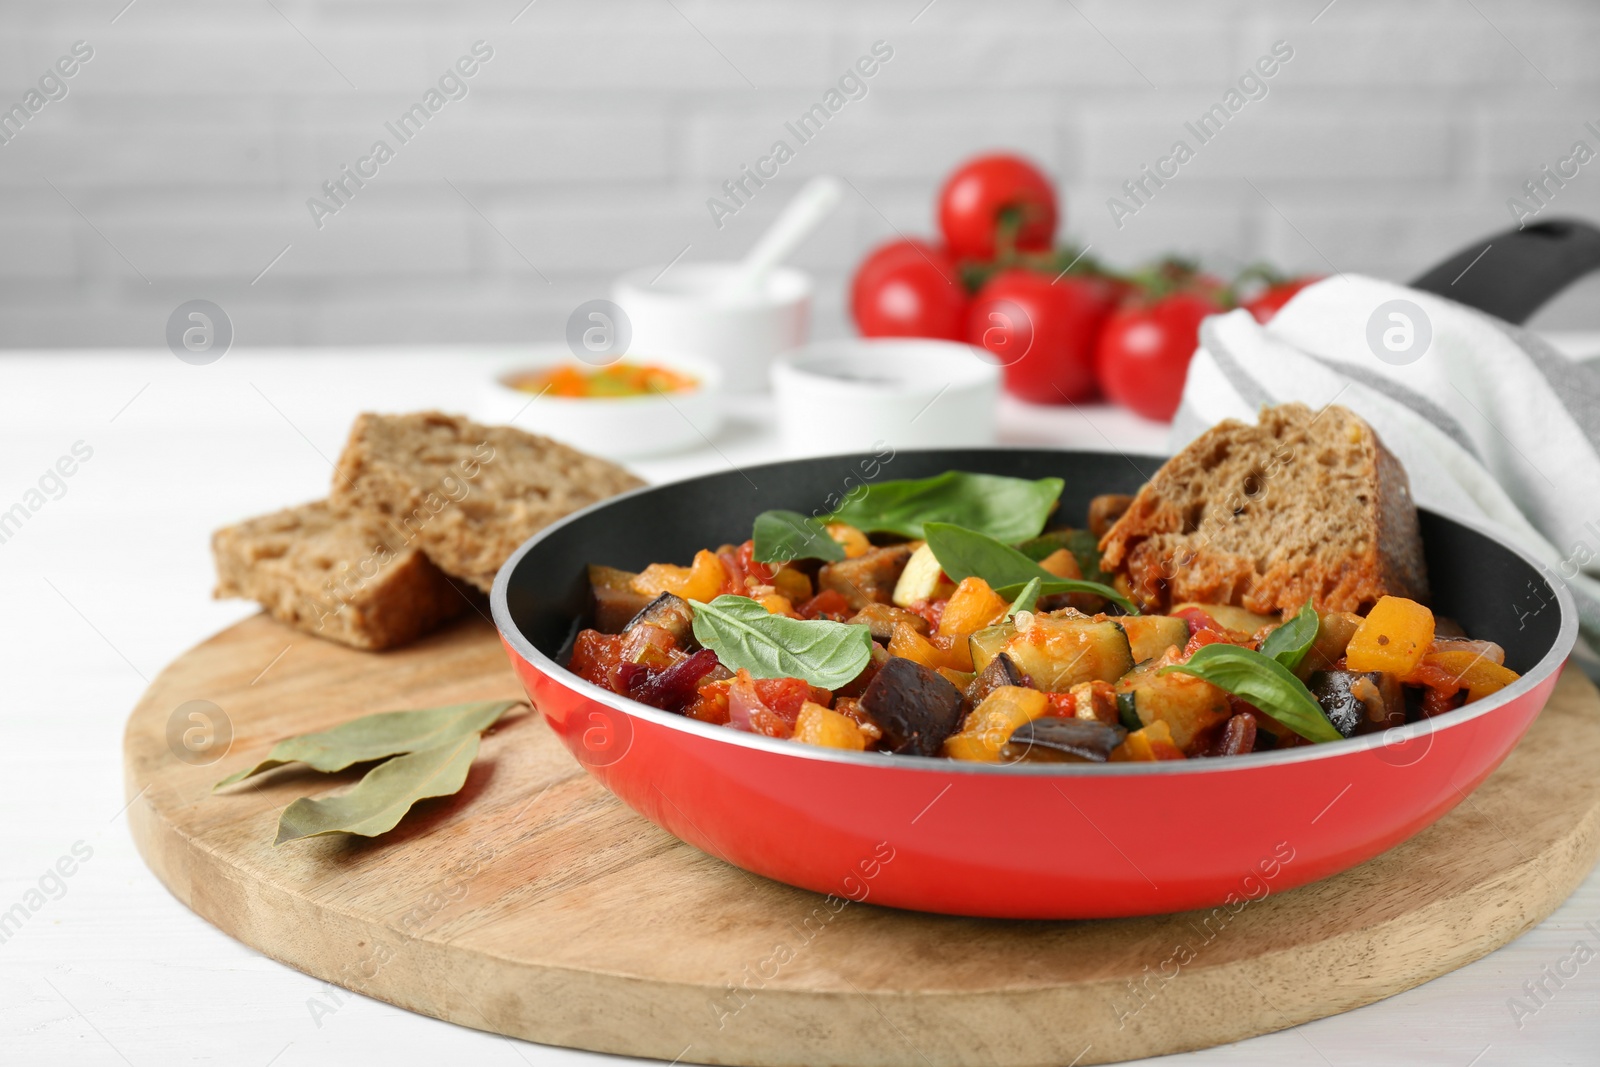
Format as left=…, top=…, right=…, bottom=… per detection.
left=125, top=614, right=1600, bottom=1067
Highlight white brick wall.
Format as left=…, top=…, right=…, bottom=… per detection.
left=1, top=0, right=1598, bottom=350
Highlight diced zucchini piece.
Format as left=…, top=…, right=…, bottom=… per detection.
left=968, top=621, right=1016, bottom=674
left=1000, top=615, right=1134, bottom=692
left=892, top=542, right=956, bottom=608
left=1114, top=659, right=1230, bottom=750
left=1118, top=614, right=1190, bottom=663
left=1172, top=601, right=1278, bottom=635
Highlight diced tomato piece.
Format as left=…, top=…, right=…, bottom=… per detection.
left=716, top=546, right=746, bottom=595
left=568, top=630, right=624, bottom=689
left=1182, top=627, right=1233, bottom=656
left=1045, top=693, right=1076, bottom=718
left=799, top=589, right=852, bottom=620
left=686, top=678, right=732, bottom=724
left=907, top=598, right=947, bottom=631
left=1173, top=606, right=1219, bottom=632
left=736, top=540, right=777, bottom=584
left=725, top=671, right=796, bottom=737
left=752, top=676, right=812, bottom=723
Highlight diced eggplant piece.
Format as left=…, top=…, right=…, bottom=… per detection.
left=1118, top=615, right=1190, bottom=663
left=1087, top=494, right=1134, bottom=538
left=965, top=652, right=1028, bottom=710
left=848, top=602, right=931, bottom=643
left=1115, top=656, right=1231, bottom=750
left=968, top=621, right=1017, bottom=674
left=622, top=591, right=700, bottom=649
left=859, top=656, right=965, bottom=757
left=1002, top=717, right=1126, bottom=763
left=589, top=564, right=653, bottom=633
left=1308, top=669, right=1403, bottom=737
left=821, top=543, right=916, bottom=610
left=1001, top=614, right=1135, bottom=692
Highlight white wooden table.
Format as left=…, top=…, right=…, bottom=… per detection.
left=3, top=344, right=1597, bottom=1067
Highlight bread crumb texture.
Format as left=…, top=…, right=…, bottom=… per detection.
left=1098, top=403, right=1428, bottom=615
left=211, top=499, right=466, bottom=650
left=330, top=411, right=646, bottom=592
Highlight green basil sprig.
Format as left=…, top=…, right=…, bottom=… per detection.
left=1258, top=600, right=1319, bottom=671
left=752, top=471, right=1066, bottom=563
left=1160, top=644, right=1341, bottom=743
left=1006, top=577, right=1043, bottom=616
left=689, top=595, right=872, bottom=689
left=922, top=523, right=1139, bottom=615
left=751, top=509, right=845, bottom=563
left=828, top=471, right=1063, bottom=542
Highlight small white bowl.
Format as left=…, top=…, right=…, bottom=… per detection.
left=476, top=347, right=723, bottom=460
left=770, top=339, right=1000, bottom=457
left=613, top=262, right=812, bottom=394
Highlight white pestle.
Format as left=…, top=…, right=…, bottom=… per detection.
left=716, top=175, right=844, bottom=302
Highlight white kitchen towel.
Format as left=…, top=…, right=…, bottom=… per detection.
left=1170, top=273, right=1600, bottom=645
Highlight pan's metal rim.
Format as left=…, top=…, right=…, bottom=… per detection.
left=490, top=448, right=1578, bottom=778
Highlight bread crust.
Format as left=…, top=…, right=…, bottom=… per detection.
left=1098, top=403, right=1428, bottom=616
left=212, top=500, right=466, bottom=650
left=330, top=411, right=645, bottom=592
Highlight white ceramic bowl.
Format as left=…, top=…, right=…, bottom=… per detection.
left=612, top=262, right=812, bottom=394
left=770, top=339, right=1001, bottom=457
left=476, top=347, right=723, bottom=460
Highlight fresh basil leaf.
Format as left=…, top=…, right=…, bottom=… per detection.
left=922, top=523, right=1140, bottom=615
left=751, top=509, right=846, bottom=563
left=275, top=732, right=483, bottom=844
left=1259, top=600, right=1318, bottom=671
left=1006, top=577, right=1043, bottom=616
left=214, top=700, right=520, bottom=790
left=824, top=471, right=1063, bottom=543
left=1160, top=644, right=1342, bottom=743
left=1017, top=528, right=1111, bottom=585
left=689, top=595, right=872, bottom=690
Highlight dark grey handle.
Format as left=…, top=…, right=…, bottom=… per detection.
left=1409, top=218, right=1600, bottom=325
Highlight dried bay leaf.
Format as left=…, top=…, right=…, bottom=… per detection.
left=275, top=732, right=483, bottom=844
left=213, top=700, right=519, bottom=790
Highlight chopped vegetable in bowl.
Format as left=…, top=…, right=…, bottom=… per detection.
left=566, top=471, right=1520, bottom=764
left=504, top=361, right=698, bottom=399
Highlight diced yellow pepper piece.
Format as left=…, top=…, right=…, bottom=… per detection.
left=936, top=667, right=975, bottom=691
left=793, top=701, right=868, bottom=750
left=1345, top=596, right=1435, bottom=675
left=942, top=686, right=1050, bottom=761
left=634, top=549, right=727, bottom=603
left=826, top=523, right=871, bottom=559
left=937, top=577, right=1010, bottom=639
left=770, top=565, right=813, bottom=602
left=888, top=621, right=945, bottom=670
left=757, top=593, right=795, bottom=616
left=1110, top=719, right=1186, bottom=761
left=1037, top=548, right=1082, bottom=579
left=1420, top=650, right=1520, bottom=702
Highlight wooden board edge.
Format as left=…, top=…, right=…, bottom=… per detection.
left=123, top=743, right=1600, bottom=1067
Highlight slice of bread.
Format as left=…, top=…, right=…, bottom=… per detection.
left=1098, top=403, right=1428, bottom=616
left=213, top=500, right=466, bottom=650
left=330, top=411, right=645, bottom=592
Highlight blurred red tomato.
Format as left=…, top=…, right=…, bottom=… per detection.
left=968, top=270, right=1119, bottom=404
left=1245, top=277, right=1321, bottom=323
left=1095, top=292, right=1222, bottom=422
left=850, top=239, right=969, bottom=340
left=938, top=154, right=1059, bottom=261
